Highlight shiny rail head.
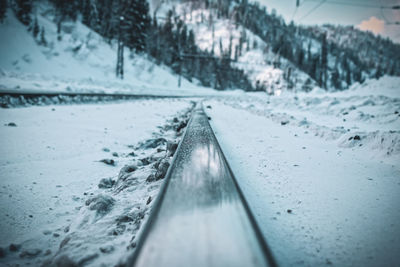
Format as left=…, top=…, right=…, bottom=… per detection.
left=129, top=105, right=275, bottom=267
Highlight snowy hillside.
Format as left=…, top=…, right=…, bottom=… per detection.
left=0, top=8, right=211, bottom=95
left=307, top=24, right=400, bottom=75
left=2, top=0, right=398, bottom=94
left=156, top=2, right=315, bottom=94
left=152, top=0, right=397, bottom=94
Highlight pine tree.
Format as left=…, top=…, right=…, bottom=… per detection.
left=51, top=0, right=79, bottom=21
left=307, top=41, right=311, bottom=62
left=116, top=14, right=124, bottom=79
left=375, top=65, right=382, bottom=79
left=122, top=0, right=150, bottom=53
left=340, top=56, right=352, bottom=86
left=51, top=0, right=79, bottom=40
left=228, top=34, right=233, bottom=59
left=320, top=33, right=328, bottom=89
left=346, top=68, right=351, bottom=85
left=331, top=68, right=341, bottom=89
left=187, top=29, right=196, bottom=55
left=15, top=0, right=32, bottom=26
left=297, top=48, right=304, bottom=68
left=389, top=63, right=396, bottom=76
left=0, top=0, right=7, bottom=23
left=147, top=16, right=159, bottom=59
left=81, top=0, right=92, bottom=27
left=32, top=16, right=39, bottom=38
left=253, top=40, right=258, bottom=49
left=39, top=26, right=47, bottom=46
left=310, top=55, right=319, bottom=81
left=353, top=68, right=362, bottom=83
left=211, top=24, right=215, bottom=55
left=219, top=37, right=223, bottom=56
left=135, top=0, right=151, bottom=52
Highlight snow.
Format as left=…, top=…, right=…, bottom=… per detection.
left=0, top=9, right=218, bottom=96
left=0, top=70, right=226, bottom=96
left=1, top=2, right=399, bottom=265
left=0, top=98, right=193, bottom=266
left=204, top=76, right=400, bottom=266
left=171, top=4, right=314, bottom=93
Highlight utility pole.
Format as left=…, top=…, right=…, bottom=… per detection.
left=116, top=15, right=124, bottom=79
left=178, top=51, right=182, bottom=88
left=178, top=22, right=182, bottom=88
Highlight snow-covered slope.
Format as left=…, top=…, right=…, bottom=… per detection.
left=0, top=8, right=212, bottom=95
left=157, top=2, right=314, bottom=94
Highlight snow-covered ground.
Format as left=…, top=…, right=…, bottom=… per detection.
left=204, top=76, right=400, bottom=266
left=0, top=74, right=398, bottom=266
left=1, top=0, right=399, bottom=265
left=0, top=99, right=193, bottom=266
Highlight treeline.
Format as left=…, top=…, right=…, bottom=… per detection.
left=1, top=0, right=254, bottom=90
left=80, top=0, right=252, bottom=89
left=1, top=0, right=32, bottom=25
left=3, top=0, right=399, bottom=91
left=147, top=10, right=253, bottom=90
left=198, top=0, right=400, bottom=89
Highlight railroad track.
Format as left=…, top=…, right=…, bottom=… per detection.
left=128, top=103, right=277, bottom=267
left=0, top=90, right=198, bottom=107
left=0, top=90, right=190, bottom=98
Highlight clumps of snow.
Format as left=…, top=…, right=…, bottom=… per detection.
left=85, top=195, right=116, bottom=218
left=4, top=122, right=17, bottom=126
left=154, top=158, right=171, bottom=180
left=19, top=248, right=42, bottom=259
left=166, top=140, right=179, bottom=156
left=339, top=130, right=400, bottom=156
left=137, top=137, right=167, bottom=150
left=99, top=158, right=116, bottom=166
left=36, top=102, right=195, bottom=267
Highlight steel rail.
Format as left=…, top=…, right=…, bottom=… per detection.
left=0, top=90, right=196, bottom=98
left=0, top=91, right=206, bottom=107
left=128, top=103, right=277, bottom=267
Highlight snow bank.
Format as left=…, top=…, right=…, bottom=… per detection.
left=220, top=76, right=400, bottom=156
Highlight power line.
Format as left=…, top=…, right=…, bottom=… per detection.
left=291, top=6, right=299, bottom=21
left=290, top=0, right=301, bottom=21
left=306, top=0, right=399, bottom=9
left=297, top=0, right=400, bottom=24
left=298, top=0, right=327, bottom=22
left=379, top=0, right=400, bottom=25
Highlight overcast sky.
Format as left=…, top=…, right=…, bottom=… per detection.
left=257, top=0, right=400, bottom=43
